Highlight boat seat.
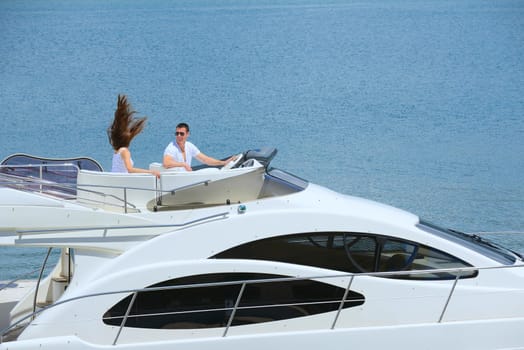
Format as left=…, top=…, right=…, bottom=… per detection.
left=76, top=170, right=157, bottom=210
left=149, top=162, right=168, bottom=172
left=149, top=162, right=220, bottom=174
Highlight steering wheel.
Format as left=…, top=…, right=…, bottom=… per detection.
left=221, top=153, right=244, bottom=170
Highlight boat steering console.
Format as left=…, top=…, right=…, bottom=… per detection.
left=222, top=147, right=277, bottom=170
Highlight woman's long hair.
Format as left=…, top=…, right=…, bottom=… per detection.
left=108, top=95, right=147, bottom=150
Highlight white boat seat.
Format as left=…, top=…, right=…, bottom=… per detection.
left=149, top=162, right=168, bottom=172
left=149, top=162, right=220, bottom=174
left=76, top=170, right=157, bottom=210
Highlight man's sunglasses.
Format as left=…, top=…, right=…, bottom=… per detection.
left=175, top=132, right=186, bottom=136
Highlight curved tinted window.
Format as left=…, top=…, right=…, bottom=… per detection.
left=213, top=232, right=477, bottom=280
left=103, top=273, right=364, bottom=329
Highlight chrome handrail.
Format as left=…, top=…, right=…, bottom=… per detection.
left=1, top=264, right=523, bottom=344
left=12, top=211, right=229, bottom=236
left=0, top=163, right=79, bottom=192
left=223, top=282, right=246, bottom=337
left=32, top=248, right=53, bottom=320
left=0, top=162, right=152, bottom=212
left=0, top=177, right=145, bottom=212
left=0, top=268, right=44, bottom=292
left=331, top=274, right=354, bottom=329
left=0, top=163, right=79, bottom=170
left=1, top=171, right=233, bottom=213
left=155, top=179, right=212, bottom=206
left=438, top=273, right=460, bottom=323
left=113, top=292, right=137, bottom=345
left=168, top=180, right=211, bottom=195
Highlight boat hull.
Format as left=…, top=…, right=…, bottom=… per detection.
left=2, top=317, right=524, bottom=349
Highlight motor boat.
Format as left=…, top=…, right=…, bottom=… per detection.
left=0, top=148, right=523, bottom=350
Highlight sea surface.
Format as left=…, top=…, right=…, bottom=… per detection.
left=0, top=0, right=523, bottom=281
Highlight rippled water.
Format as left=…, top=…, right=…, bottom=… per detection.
left=0, top=0, right=523, bottom=280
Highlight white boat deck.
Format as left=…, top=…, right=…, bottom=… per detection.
left=0, top=281, right=36, bottom=330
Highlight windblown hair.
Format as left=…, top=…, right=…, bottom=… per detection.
left=108, top=95, right=147, bottom=150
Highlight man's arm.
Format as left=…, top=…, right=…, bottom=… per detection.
left=163, top=154, right=192, bottom=171
left=195, top=152, right=228, bottom=166
left=196, top=153, right=236, bottom=167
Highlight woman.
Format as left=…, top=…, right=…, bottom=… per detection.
left=108, top=95, right=160, bottom=177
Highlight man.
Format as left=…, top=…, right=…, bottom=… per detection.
left=163, top=122, right=234, bottom=171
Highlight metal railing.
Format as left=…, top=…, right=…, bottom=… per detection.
left=0, top=268, right=47, bottom=293
left=0, top=163, right=79, bottom=197
left=0, top=212, right=230, bottom=339
left=75, top=179, right=216, bottom=213
left=0, top=164, right=225, bottom=213
left=0, top=162, right=78, bottom=175
left=11, top=211, right=229, bottom=237
left=1, top=264, right=523, bottom=345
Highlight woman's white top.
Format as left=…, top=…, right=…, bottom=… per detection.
left=111, top=148, right=132, bottom=173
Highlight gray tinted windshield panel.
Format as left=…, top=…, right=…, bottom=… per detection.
left=417, top=221, right=516, bottom=265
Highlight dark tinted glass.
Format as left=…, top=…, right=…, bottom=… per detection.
left=418, top=221, right=517, bottom=265
left=214, top=232, right=477, bottom=280
left=103, top=273, right=364, bottom=329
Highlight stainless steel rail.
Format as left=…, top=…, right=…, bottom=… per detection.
left=11, top=211, right=229, bottom=236
left=0, top=268, right=44, bottom=292
left=1, top=165, right=231, bottom=213
left=0, top=163, right=78, bottom=190
left=31, top=248, right=52, bottom=320
left=1, top=264, right=523, bottom=345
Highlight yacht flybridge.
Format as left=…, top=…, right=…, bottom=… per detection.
left=0, top=148, right=523, bottom=350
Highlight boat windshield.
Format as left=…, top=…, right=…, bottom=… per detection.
left=417, top=220, right=520, bottom=265
left=0, top=153, right=103, bottom=197
left=0, top=153, right=103, bottom=184
left=266, top=168, right=308, bottom=190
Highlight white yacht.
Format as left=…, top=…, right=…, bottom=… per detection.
left=0, top=148, right=523, bottom=350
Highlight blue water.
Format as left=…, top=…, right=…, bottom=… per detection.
left=1, top=0, right=523, bottom=280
